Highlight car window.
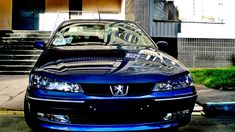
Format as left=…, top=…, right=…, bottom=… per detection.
left=50, top=21, right=156, bottom=48
left=108, top=22, right=155, bottom=48
left=52, top=24, right=106, bottom=46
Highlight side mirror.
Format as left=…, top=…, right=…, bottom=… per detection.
left=34, top=40, right=46, bottom=50
left=156, top=41, right=168, bottom=51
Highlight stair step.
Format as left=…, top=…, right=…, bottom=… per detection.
left=0, top=60, right=37, bottom=65
left=11, top=30, right=51, bottom=34
left=0, top=59, right=37, bottom=62
left=0, top=50, right=42, bottom=54
left=0, top=54, right=40, bottom=56
left=9, top=33, right=50, bottom=37
left=0, top=30, right=51, bottom=34
left=0, top=40, right=35, bottom=43
left=0, top=40, right=36, bottom=45
left=0, top=37, right=49, bottom=41
left=0, top=65, right=34, bottom=67
left=0, top=54, right=40, bottom=60
left=0, top=30, right=51, bottom=38
left=0, top=30, right=50, bottom=74
left=0, top=45, right=34, bottom=50
left=0, top=65, right=33, bottom=71
left=0, top=71, right=30, bottom=75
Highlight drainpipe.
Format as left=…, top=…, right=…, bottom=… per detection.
left=148, top=0, right=153, bottom=36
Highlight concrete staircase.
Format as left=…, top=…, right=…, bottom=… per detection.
left=0, top=30, right=51, bottom=74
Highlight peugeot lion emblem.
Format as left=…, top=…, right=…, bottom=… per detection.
left=110, top=85, right=129, bottom=96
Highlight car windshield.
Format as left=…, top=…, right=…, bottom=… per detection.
left=50, top=21, right=156, bottom=48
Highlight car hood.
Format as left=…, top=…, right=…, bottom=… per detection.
left=33, top=46, right=189, bottom=83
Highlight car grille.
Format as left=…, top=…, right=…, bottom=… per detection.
left=81, top=83, right=154, bottom=96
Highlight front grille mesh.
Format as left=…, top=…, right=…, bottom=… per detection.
left=81, top=83, right=154, bottom=96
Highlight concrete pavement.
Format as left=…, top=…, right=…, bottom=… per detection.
left=196, top=84, right=235, bottom=104
left=0, top=75, right=234, bottom=116
left=0, top=75, right=27, bottom=110
left=195, top=84, right=235, bottom=116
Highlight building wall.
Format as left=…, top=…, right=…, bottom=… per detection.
left=45, top=0, right=69, bottom=13
left=40, top=0, right=69, bottom=31
left=0, top=0, right=123, bottom=30
left=0, top=0, right=12, bottom=30
left=178, top=38, right=235, bottom=67
left=125, top=0, right=149, bottom=33
left=82, top=0, right=121, bottom=13
left=125, top=0, right=135, bottom=21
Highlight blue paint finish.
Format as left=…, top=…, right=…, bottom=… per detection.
left=34, top=40, right=45, bottom=50
left=34, top=71, right=171, bottom=83
left=40, top=122, right=179, bottom=131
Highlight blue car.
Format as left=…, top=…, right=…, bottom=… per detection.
left=24, top=19, right=197, bottom=131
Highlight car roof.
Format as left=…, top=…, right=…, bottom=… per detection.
left=60, top=19, right=135, bottom=27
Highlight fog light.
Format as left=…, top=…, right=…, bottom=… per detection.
left=178, top=109, right=190, bottom=117
left=163, top=109, right=190, bottom=121
left=164, top=113, right=173, bottom=121
left=37, top=112, right=70, bottom=123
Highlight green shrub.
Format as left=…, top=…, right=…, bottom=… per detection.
left=190, top=67, right=235, bottom=89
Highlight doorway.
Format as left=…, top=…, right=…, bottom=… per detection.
left=12, top=0, right=44, bottom=30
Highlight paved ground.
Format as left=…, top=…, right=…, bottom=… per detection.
left=0, top=75, right=27, bottom=110
left=195, top=84, right=235, bottom=104
left=179, top=115, right=235, bottom=132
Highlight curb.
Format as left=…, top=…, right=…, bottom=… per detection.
left=202, top=102, right=235, bottom=116
left=0, top=110, right=24, bottom=117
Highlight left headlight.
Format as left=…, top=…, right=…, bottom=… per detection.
left=153, top=74, right=193, bottom=92
left=30, top=75, right=84, bottom=93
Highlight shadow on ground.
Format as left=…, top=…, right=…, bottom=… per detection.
left=0, top=116, right=32, bottom=132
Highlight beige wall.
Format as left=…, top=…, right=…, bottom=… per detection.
left=83, top=0, right=121, bottom=13
left=45, top=0, right=69, bottom=12
left=0, top=0, right=12, bottom=30
left=0, top=0, right=122, bottom=30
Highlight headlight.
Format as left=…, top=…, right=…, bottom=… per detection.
left=153, top=74, right=193, bottom=91
left=30, top=75, right=83, bottom=93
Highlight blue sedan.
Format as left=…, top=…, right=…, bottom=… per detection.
left=24, top=19, right=197, bottom=131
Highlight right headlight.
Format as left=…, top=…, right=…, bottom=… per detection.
left=153, top=74, right=193, bottom=92
left=29, top=74, right=83, bottom=93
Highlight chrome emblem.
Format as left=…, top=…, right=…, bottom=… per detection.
left=110, top=85, right=129, bottom=96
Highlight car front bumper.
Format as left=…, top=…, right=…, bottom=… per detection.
left=25, top=88, right=197, bottom=131
left=38, top=120, right=181, bottom=131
